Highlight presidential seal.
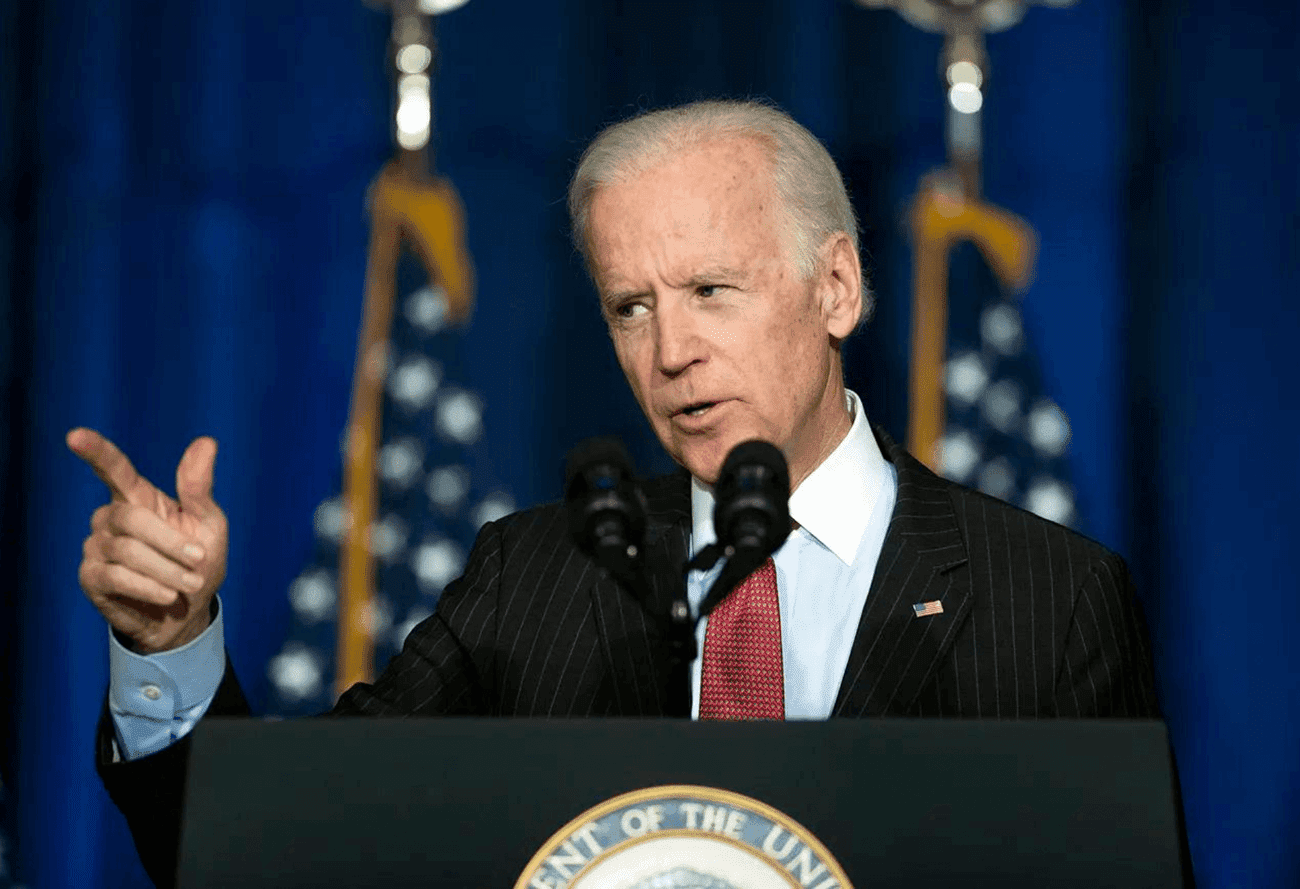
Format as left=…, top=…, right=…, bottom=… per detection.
left=515, top=785, right=853, bottom=889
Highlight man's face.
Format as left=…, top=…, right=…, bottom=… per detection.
left=586, top=135, right=860, bottom=488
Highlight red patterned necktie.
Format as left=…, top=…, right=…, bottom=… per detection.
left=698, top=557, right=784, bottom=720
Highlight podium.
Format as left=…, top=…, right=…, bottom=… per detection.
left=179, top=717, right=1189, bottom=887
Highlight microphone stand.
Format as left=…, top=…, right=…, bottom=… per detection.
left=666, top=540, right=773, bottom=716
left=598, top=554, right=695, bottom=719
left=569, top=437, right=789, bottom=718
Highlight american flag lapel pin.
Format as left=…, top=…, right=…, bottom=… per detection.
left=912, top=600, right=944, bottom=618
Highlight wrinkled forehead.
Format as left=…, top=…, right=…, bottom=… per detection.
left=612, top=129, right=777, bottom=186
left=584, top=135, right=794, bottom=263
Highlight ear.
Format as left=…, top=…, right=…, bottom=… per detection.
left=817, top=233, right=863, bottom=341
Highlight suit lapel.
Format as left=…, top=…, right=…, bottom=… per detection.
left=581, top=442, right=973, bottom=717
left=587, top=470, right=691, bottom=716
left=834, top=433, right=973, bottom=716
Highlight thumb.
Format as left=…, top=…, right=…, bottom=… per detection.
left=176, top=436, right=219, bottom=519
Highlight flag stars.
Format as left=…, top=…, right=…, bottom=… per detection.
left=389, top=356, right=442, bottom=411
left=1028, top=400, right=1071, bottom=457
left=379, top=437, right=424, bottom=489
left=981, top=302, right=1024, bottom=355
left=977, top=456, right=1016, bottom=500
left=938, top=430, right=981, bottom=482
left=413, top=537, right=466, bottom=592
left=268, top=644, right=324, bottom=701
left=980, top=379, right=1023, bottom=434
left=946, top=351, right=990, bottom=406
left=938, top=291, right=1076, bottom=529
left=314, top=497, right=349, bottom=542
left=289, top=570, right=336, bottom=623
left=426, top=464, right=471, bottom=511
left=274, top=259, right=515, bottom=714
left=369, top=514, right=409, bottom=562
left=1026, top=478, right=1075, bottom=525
left=436, top=388, right=484, bottom=444
left=472, top=492, right=515, bottom=530
left=404, top=286, right=449, bottom=335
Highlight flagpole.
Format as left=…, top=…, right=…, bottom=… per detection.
left=337, top=0, right=475, bottom=697
left=854, top=0, right=1065, bottom=470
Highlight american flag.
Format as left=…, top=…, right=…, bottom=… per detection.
left=266, top=251, right=514, bottom=717
left=913, top=600, right=945, bottom=618
left=936, top=245, right=1078, bottom=528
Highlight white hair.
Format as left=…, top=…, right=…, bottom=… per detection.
left=567, top=99, right=874, bottom=327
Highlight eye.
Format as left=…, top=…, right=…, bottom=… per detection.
left=696, top=284, right=723, bottom=298
left=612, top=300, right=648, bottom=319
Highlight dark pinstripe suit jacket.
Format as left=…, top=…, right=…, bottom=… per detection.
left=333, top=430, right=1158, bottom=720
left=99, top=432, right=1158, bottom=885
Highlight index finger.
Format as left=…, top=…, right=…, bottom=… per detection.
left=67, top=427, right=148, bottom=505
left=105, top=502, right=207, bottom=569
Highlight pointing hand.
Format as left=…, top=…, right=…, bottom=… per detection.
left=68, top=428, right=228, bottom=654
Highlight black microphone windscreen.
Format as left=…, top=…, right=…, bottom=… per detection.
left=699, top=439, right=792, bottom=619
left=713, top=438, right=791, bottom=563
left=565, top=436, right=633, bottom=495
left=718, top=439, right=788, bottom=489
left=563, top=436, right=647, bottom=586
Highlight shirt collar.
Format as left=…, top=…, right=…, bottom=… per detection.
left=690, top=389, right=890, bottom=566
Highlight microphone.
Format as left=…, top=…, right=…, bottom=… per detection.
left=566, top=437, right=693, bottom=716
left=696, top=440, right=791, bottom=618
left=714, top=439, right=791, bottom=563
left=564, top=437, right=647, bottom=584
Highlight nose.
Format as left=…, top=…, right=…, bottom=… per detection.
left=654, top=298, right=705, bottom=377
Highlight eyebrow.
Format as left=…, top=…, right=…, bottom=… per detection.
left=684, top=266, right=746, bottom=286
left=601, top=288, right=648, bottom=309
left=600, top=266, right=749, bottom=307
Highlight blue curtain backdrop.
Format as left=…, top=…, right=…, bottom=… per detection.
left=2, top=1, right=1296, bottom=887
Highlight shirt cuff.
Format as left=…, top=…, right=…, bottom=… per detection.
left=107, top=597, right=226, bottom=760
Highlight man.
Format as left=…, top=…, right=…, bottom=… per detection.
left=71, top=100, right=1158, bottom=884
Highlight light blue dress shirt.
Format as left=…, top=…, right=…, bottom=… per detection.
left=109, top=388, right=897, bottom=758
left=687, top=390, right=898, bottom=719
left=107, top=599, right=227, bottom=759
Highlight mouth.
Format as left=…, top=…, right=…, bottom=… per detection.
left=670, top=400, right=729, bottom=428
left=676, top=401, right=718, bottom=418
